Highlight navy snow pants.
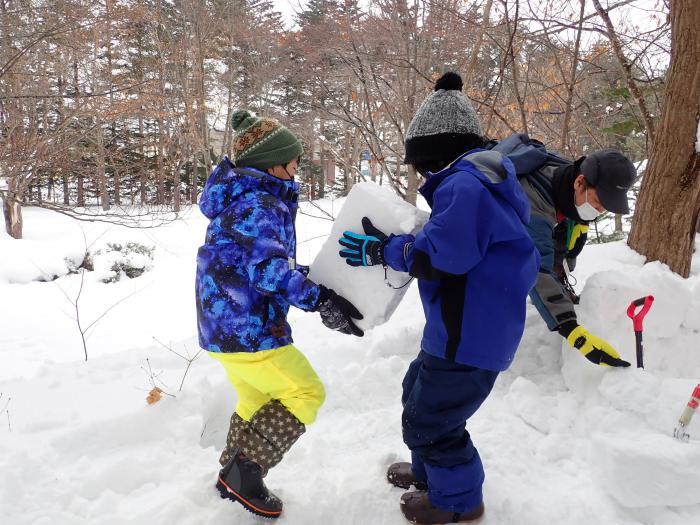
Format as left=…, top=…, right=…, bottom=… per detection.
left=402, top=351, right=499, bottom=513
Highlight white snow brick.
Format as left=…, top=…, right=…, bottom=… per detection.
left=593, top=432, right=700, bottom=507
left=682, top=282, right=700, bottom=331
left=579, top=265, right=691, bottom=340
left=308, top=182, right=428, bottom=331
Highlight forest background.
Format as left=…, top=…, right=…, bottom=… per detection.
left=2, top=0, right=699, bottom=275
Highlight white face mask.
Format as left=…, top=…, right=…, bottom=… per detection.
left=576, top=189, right=600, bottom=221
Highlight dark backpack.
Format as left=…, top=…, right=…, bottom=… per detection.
left=484, top=133, right=572, bottom=177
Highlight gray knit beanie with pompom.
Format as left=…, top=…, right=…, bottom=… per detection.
left=404, top=72, right=483, bottom=165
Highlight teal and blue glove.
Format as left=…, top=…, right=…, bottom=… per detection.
left=339, top=217, right=388, bottom=267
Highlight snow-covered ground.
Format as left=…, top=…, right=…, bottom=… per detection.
left=1, top=195, right=700, bottom=525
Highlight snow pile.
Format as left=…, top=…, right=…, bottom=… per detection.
left=86, top=242, right=155, bottom=283
left=309, top=182, right=428, bottom=330
left=1, top=200, right=700, bottom=524
left=557, top=248, right=700, bottom=508
left=0, top=212, right=86, bottom=284
left=594, top=431, right=700, bottom=507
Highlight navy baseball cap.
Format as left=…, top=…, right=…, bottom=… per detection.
left=580, top=150, right=636, bottom=214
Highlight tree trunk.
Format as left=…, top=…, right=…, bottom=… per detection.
left=139, top=115, right=147, bottom=205
left=3, top=178, right=23, bottom=239
left=96, top=114, right=110, bottom=211
left=194, top=15, right=212, bottom=175
left=560, top=0, right=586, bottom=154
left=113, top=165, right=121, bottom=206
left=194, top=154, right=202, bottom=204
left=463, top=0, right=493, bottom=85
left=77, top=176, right=85, bottom=207
left=106, top=0, right=118, bottom=207
left=614, top=213, right=623, bottom=233
left=173, top=160, right=181, bottom=213
left=628, top=1, right=700, bottom=278
left=317, top=167, right=325, bottom=199
left=191, top=163, right=199, bottom=204
left=406, top=164, right=418, bottom=205
left=506, top=3, right=528, bottom=134
left=186, top=160, right=195, bottom=205
left=62, top=175, right=69, bottom=205
left=156, top=117, right=165, bottom=205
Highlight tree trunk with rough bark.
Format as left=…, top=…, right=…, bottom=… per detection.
left=628, top=1, right=700, bottom=278
left=406, top=164, right=418, bottom=205
left=96, top=114, right=110, bottom=211
left=3, top=178, right=23, bottom=239
left=77, top=176, right=85, bottom=207
left=156, top=117, right=165, bottom=205
left=62, top=175, right=69, bottom=205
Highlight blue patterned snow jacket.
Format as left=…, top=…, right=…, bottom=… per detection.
left=196, top=157, right=321, bottom=353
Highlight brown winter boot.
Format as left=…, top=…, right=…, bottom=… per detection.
left=387, top=462, right=428, bottom=490
left=400, top=491, right=484, bottom=524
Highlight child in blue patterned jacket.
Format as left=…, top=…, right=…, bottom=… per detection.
left=196, top=109, right=362, bottom=519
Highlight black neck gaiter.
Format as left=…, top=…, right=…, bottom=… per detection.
left=552, top=163, right=586, bottom=223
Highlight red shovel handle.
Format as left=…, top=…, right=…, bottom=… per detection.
left=627, top=296, right=654, bottom=332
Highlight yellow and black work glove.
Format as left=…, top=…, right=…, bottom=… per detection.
left=559, top=321, right=630, bottom=367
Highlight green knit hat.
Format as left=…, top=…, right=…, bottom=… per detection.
left=231, top=109, right=303, bottom=170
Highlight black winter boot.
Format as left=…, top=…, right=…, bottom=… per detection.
left=216, top=451, right=283, bottom=518
left=387, top=462, right=428, bottom=490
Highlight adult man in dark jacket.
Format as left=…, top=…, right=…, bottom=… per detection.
left=491, top=133, right=637, bottom=367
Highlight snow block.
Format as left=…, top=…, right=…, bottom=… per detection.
left=682, top=282, right=700, bottom=332
left=580, top=266, right=691, bottom=340
left=593, top=432, right=700, bottom=507
left=308, top=182, right=428, bottom=331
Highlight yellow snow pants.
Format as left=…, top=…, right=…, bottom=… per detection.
left=209, top=344, right=325, bottom=425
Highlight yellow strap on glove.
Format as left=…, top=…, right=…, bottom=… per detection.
left=566, top=325, right=631, bottom=367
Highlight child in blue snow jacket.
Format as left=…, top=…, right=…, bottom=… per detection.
left=196, top=109, right=363, bottom=519
left=339, top=73, right=540, bottom=524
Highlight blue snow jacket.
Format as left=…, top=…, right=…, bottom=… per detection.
left=383, top=150, right=540, bottom=371
left=195, top=157, right=321, bottom=353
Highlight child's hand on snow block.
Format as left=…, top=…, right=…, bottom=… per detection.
left=315, top=285, right=364, bottom=337
left=565, top=324, right=630, bottom=367
left=338, top=217, right=388, bottom=267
